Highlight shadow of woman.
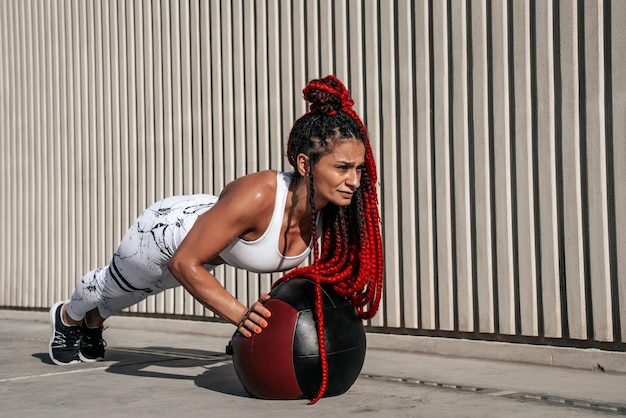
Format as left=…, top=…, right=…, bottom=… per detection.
left=34, top=345, right=250, bottom=398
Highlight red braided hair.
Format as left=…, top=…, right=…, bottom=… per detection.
left=276, top=75, right=384, bottom=404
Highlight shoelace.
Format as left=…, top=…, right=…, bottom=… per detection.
left=53, top=328, right=81, bottom=347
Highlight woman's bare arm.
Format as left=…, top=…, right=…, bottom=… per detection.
left=168, top=172, right=276, bottom=335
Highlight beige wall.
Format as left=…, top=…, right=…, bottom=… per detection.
left=1, top=0, right=625, bottom=349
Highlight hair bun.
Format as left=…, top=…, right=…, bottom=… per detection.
left=302, top=75, right=354, bottom=115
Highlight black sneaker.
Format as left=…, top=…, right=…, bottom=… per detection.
left=49, top=301, right=81, bottom=365
left=79, top=324, right=106, bottom=362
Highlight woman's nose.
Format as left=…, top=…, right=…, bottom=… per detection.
left=346, top=169, right=360, bottom=189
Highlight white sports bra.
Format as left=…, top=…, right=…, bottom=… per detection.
left=218, top=171, right=312, bottom=273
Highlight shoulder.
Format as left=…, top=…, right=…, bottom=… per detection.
left=219, top=170, right=279, bottom=210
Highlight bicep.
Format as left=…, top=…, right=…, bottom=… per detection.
left=173, top=200, right=249, bottom=266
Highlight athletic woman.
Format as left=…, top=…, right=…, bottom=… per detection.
left=49, top=75, right=384, bottom=403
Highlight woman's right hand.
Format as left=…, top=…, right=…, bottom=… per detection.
left=237, top=293, right=271, bottom=337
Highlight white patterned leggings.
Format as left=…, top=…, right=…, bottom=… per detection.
left=65, top=194, right=218, bottom=321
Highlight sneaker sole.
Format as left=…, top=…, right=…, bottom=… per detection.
left=49, top=301, right=81, bottom=366
left=79, top=352, right=103, bottom=362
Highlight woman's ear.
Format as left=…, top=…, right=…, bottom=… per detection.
left=296, top=153, right=310, bottom=177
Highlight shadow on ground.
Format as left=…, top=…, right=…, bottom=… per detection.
left=33, top=346, right=250, bottom=398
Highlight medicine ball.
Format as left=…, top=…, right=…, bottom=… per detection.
left=228, top=278, right=366, bottom=400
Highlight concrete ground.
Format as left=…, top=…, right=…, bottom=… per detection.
left=1, top=310, right=625, bottom=417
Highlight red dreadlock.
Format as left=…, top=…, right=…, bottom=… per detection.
left=275, top=75, right=384, bottom=404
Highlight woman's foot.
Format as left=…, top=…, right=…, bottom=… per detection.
left=49, top=301, right=81, bottom=365
left=79, top=323, right=106, bottom=362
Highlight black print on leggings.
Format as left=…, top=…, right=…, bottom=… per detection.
left=138, top=202, right=215, bottom=259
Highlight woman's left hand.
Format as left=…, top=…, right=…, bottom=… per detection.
left=237, top=293, right=271, bottom=337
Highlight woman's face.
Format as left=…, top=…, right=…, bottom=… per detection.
left=308, top=138, right=366, bottom=209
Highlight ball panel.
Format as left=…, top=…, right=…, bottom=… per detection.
left=292, top=310, right=319, bottom=356
left=293, top=303, right=366, bottom=358
left=293, top=303, right=366, bottom=398
left=318, top=302, right=366, bottom=356
left=231, top=299, right=303, bottom=399
left=294, top=345, right=366, bottom=398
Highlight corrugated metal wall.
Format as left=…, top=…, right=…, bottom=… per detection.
left=1, top=0, right=624, bottom=350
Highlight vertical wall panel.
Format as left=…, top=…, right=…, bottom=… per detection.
left=15, top=0, right=24, bottom=303
left=379, top=0, right=400, bottom=329
left=559, top=0, right=588, bottom=340
left=101, top=0, right=111, bottom=297
left=612, top=1, right=626, bottom=344
left=5, top=0, right=12, bottom=304
left=470, top=0, right=496, bottom=334
left=583, top=0, right=613, bottom=342
left=432, top=0, right=455, bottom=331
left=534, top=0, right=562, bottom=338
left=397, top=0, right=419, bottom=330
left=64, top=0, right=76, bottom=300
left=33, top=0, right=45, bottom=307
left=332, top=1, right=348, bottom=80
left=199, top=0, right=212, bottom=191
left=359, top=0, right=382, bottom=328
left=0, top=0, right=6, bottom=304
left=41, top=0, right=53, bottom=303
left=13, top=0, right=22, bottom=305
left=491, top=0, right=517, bottom=335
left=318, top=0, right=333, bottom=76
left=0, top=0, right=625, bottom=352
left=305, top=0, right=319, bottom=78
left=415, top=0, right=436, bottom=331
left=51, top=1, right=63, bottom=301
left=19, top=0, right=31, bottom=307
left=511, top=0, right=539, bottom=337
left=254, top=0, right=269, bottom=172
left=450, top=0, right=474, bottom=332
left=290, top=0, right=306, bottom=118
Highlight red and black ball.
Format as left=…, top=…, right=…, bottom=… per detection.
left=229, top=278, right=366, bottom=400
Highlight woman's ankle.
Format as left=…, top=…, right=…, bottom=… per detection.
left=84, top=310, right=105, bottom=329
left=60, top=304, right=82, bottom=327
